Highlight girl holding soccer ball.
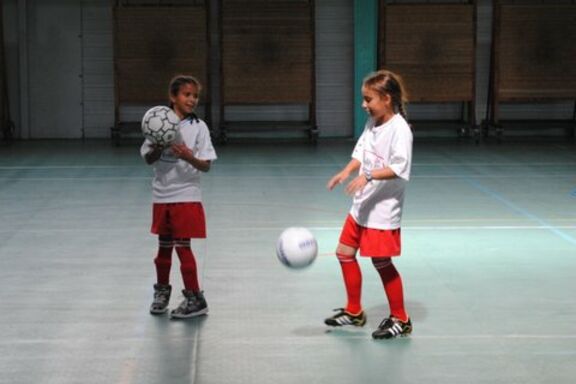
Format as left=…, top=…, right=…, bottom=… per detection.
left=140, top=75, right=217, bottom=319
left=325, top=70, right=413, bottom=339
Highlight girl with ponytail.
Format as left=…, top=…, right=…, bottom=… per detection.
left=324, top=69, right=414, bottom=340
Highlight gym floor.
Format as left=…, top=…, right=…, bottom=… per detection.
left=1, top=137, right=575, bottom=384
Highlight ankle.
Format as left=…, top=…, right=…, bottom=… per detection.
left=345, top=307, right=363, bottom=316
left=391, top=312, right=409, bottom=323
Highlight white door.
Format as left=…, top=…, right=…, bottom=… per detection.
left=28, top=0, right=82, bottom=138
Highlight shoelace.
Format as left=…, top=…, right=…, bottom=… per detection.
left=378, top=317, right=394, bottom=328
left=153, top=291, right=170, bottom=304
left=178, top=295, right=200, bottom=310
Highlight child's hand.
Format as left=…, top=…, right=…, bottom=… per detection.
left=327, top=172, right=348, bottom=191
left=148, top=143, right=164, bottom=153
left=345, top=175, right=368, bottom=195
left=144, top=143, right=165, bottom=164
left=170, top=143, right=193, bottom=160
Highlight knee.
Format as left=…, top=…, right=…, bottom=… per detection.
left=173, top=238, right=191, bottom=248
left=158, top=236, right=174, bottom=249
left=372, top=257, right=392, bottom=270
left=336, top=252, right=356, bottom=263
left=335, top=243, right=356, bottom=263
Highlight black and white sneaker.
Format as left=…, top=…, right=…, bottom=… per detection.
left=170, top=290, right=208, bottom=319
left=372, top=316, right=412, bottom=339
left=149, top=284, right=172, bottom=315
left=324, top=308, right=367, bottom=327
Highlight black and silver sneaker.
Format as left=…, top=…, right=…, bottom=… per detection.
left=170, top=290, right=208, bottom=319
left=150, top=284, right=172, bottom=315
left=372, top=316, right=412, bottom=339
left=324, top=308, right=367, bottom=327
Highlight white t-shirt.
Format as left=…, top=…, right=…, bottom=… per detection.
left=140, top=117, right=217, bottom=203
left=349, top=114, right=413, bottom=230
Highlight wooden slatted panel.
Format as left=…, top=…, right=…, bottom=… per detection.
left=380, top=4, right=475, bottom=102
left=496, top=4, right=576, bottom=101
left=114, top=6, right=208, bottom=104
left=221, top=1, right=313, bottom=104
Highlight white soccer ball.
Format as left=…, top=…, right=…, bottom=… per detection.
left=141, top=106, right=181, bottom=146
left=276, top=227, right=318, bottom=269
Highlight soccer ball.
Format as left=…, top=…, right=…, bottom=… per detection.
left=141, top=106, right=180, bottom=146
left=276, top=227, right=318, bottom=269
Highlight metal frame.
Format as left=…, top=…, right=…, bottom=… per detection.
left=0, top=2, right=15, bottom=141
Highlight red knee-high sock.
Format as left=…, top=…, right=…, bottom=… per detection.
left=154, top=236, right=173, bottom=285
left=373, top=259, right=408, bottom=321
left=337, top=253, right=362, bottom=314
left=175, top=239, right=200, bottom=293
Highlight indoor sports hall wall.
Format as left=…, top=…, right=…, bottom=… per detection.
left=1, top=0, right=354, bottom=139
left=0, top=0, right=574, bottom=139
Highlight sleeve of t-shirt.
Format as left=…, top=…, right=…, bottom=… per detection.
left=195, top=122, right=218, bottom=161
left=351, top=128, right=367, bottom=162
left=388, top=124, right=413, bottom=181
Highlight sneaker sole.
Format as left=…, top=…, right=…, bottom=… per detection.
left=372, top=328, right=413, bottom=340
left=150, top=308, right=169, bottom=315
left=325, top=321, right=366, bottom=327
left=324, top=313, right=367, bottom=327
left=170, top=308, right=209, bottom=319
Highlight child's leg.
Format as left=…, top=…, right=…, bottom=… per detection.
left=170, top=237, right=208, bottom=319
left=174, top=238, right=200, bottom=293
left=372, top=258, right=408, bottom=321
left=337, top=244, right=362, bottom=314
left=324, top=243, right=366, bottom=326
left=150, top=235, right=173, bottom=314
left=155, top=235, right=174, bottom=285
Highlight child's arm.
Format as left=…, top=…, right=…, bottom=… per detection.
left=171, top=143, right=211, bottom=172
left=144, top=145, right=164, bottom=165
left=369, top=167, right=398, bottom=180
left=344, top=166, right=398, bottom=195
left=327, top=159, right=361, bottom=190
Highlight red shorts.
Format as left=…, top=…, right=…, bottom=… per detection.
left=339, top=215, right=401, bottom=257
left=151, top=202, right=206, bottom=239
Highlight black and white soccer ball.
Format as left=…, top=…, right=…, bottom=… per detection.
left=141, top=106, right=181, bottom=146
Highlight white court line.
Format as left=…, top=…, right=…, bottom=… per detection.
left=404, top=218, right=576, bottom=224
left=326, top=334, right=576, bottom=340
left=3, top=334, right=576, bottom=345
left=1, top=174, right=576, bottom=181
left=0, top=177, right=151, bottom=181
left=330, top=334, right=576, bottom=340
left=414, top=334, right=576, bottom=339
left=1, top=225, right=576, bottom=234
left=0, top=165, right=142, bottom=169
left=212, top=225, right=576, bottom=231
left=1, top=161, right=576, bottom=169
left=195, top=162, right=576, bottom=167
